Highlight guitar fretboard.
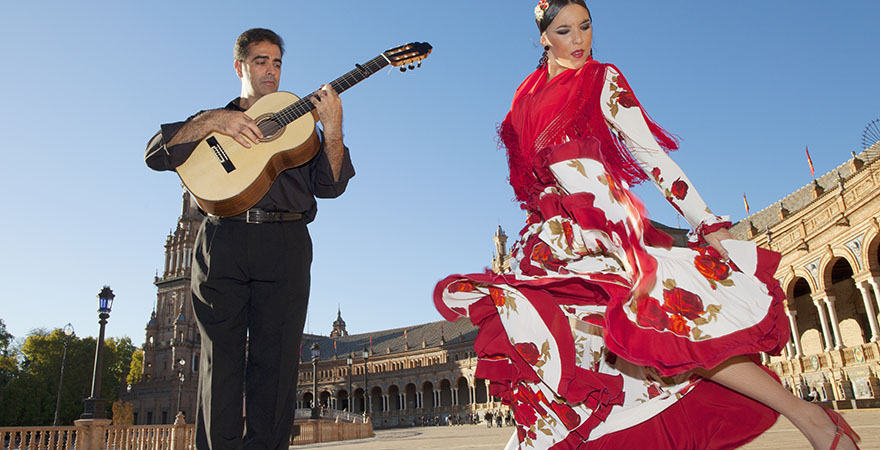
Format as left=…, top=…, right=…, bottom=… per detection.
left=273, top=54, right=390, bottom=127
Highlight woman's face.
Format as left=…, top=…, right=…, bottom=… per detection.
left=541, top=4, right=593, bottom=79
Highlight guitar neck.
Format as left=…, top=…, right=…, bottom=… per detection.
left=274, top=54, right=390, bottom=127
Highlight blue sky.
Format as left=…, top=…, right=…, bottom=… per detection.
left=1, top=1, right=878, bottom=343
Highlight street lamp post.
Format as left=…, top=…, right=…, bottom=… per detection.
left=362, top=347, right=370, bottom=417
left=175, top=358, right=186, bottom=415
left=310, top=343, right=320, bottom=420
left=53, top=323, right=74, bottom=426
left=81, top=286, right=115, bottom=419
left=346, top=356, right=353, bottom=412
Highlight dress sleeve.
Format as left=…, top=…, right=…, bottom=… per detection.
left=599, top=66, right=730, bottom=237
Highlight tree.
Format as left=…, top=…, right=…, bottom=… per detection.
left=127, top=349, right=144, bottom=385
left=0, top=327, right=137, bottom=426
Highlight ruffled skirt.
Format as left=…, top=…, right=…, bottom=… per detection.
left=433, top=139, right=789, bottom=449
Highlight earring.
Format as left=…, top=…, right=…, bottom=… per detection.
left=537, top=45, right=549, bottom=69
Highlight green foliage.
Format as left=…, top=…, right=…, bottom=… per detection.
left=127, top=348, right=144, bottom=385
left=0, top=324, right=137, bottom=426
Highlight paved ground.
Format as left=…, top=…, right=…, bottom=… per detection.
left=292, top=409, right=880, bottom=449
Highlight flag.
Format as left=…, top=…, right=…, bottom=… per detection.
left=806, top=146, right=815, bottom=178
left=333, top=340, right=337, bottom=352
left=743, top=193, right=750, bottom=216
left=369, top=336, right=372, bottom=348
left=404, top=329, right=407, bottom=341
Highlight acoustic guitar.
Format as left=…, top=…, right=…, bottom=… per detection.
left=175, top=42, right=432, bottom=216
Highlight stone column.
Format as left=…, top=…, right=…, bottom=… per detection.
left=812, top=296, right=834, bottom=351
left=434, top=389, right=440, bottom=408
left=401, top=392, right=406, bottom=410
left=856, top=281, right=880, bottom=342
left=823, top=295, right=844, bottom=350
left=786, top=309, right=804, bottom=357
left=453, top=387, right=459, bottom=406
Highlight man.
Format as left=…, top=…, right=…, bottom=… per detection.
left=145, top=28, right=354, bottom=450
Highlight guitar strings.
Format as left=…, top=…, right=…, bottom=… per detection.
left=273, top=55, right=389, bottom=127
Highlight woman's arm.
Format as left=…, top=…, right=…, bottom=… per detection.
left=599, top=66, right=732, bottom=251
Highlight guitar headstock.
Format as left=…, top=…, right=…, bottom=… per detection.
left=384, top=42, right=433, bottom=72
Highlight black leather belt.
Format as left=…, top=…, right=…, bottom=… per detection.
left=218, top=209, right=304, bottom=224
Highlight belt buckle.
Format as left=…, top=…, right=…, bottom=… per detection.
left=245, top=209, right=261, bottom=224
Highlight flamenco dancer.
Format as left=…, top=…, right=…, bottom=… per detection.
left=433, top=1, right=861, bottom=449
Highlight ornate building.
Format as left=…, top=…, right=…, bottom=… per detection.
left=731, top=143, right=880, bottom=407
left=122, top=191, right=201, bottom=425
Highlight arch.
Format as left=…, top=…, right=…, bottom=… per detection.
left=439, top=379, right=453, bottom=407
left=353, top=388, right=366, bottom=413
left=405, top=383, right=418, bottom=410
left=865, top=231, right=880, bottom=276
left=821, top=252, right=859, bottom=290
left=456, top=377, right=470, bottom=405
left=790, top=276, right=824, bottom=355
left=302, top=392, right=314, bottom=409
left=370, top=386, right=383, bottom=413
left=388, top=385, right=401, bottom=411
left=474, top=378, right=489, bottom=404
left=337, top=389, right=350, bottom=412
left=827, top=257, right=869, bottom=347
left=319, top=390, right=332, bottom=408
left=422, top=381, right=435, bottom=409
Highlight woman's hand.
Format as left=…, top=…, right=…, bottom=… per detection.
left=703, top=228, right=735, bottom=260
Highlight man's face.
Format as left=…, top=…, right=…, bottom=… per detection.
left=235, top=40, right=282, bottom=99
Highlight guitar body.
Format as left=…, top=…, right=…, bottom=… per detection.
left=173, top=42, right=432, bottom=216
left=175, top=91, right=321, bottom=216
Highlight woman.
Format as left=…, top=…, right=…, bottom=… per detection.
left=433, top=1, right=861, bottom=449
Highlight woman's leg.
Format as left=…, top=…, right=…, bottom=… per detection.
left=695, top=356, right=857, bottom=450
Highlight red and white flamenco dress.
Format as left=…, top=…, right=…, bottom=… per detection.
left=433, top=60, right=790, bottom=449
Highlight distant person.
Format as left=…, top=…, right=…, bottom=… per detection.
left=145, top=28, right=354, bottom=450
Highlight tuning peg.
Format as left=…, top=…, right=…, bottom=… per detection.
left=400, top=66, right=407, bottom=72
left=417, top=61, right=422, bottom=68
left=408, top=63, right=415, bottom=70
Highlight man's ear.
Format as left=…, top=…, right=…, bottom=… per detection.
left=234, top=59, right=243, bottom=79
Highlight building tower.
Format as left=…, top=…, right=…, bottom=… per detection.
left=125, top=190, right=202, bottom=425
left=491, top=225, right=509, bottom=274
left=330, top=308, right=348, bottom=338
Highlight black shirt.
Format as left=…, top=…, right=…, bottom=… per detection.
left=145, top=98, right=355, bottom=223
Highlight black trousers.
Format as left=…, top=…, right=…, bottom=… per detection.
left=191, top=216, right=311, bottom=450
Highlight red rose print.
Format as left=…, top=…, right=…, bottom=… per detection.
left=514, top=403, right=538, bottom=427
left=617, top=90, right=639, bottom=108
left=662, top=287, right=705, bottom=320
left=515, top=342, right=541, bottom=365
left=489, top=287, right=505, bottom=307
left=550, top=401, right=581, bottom=430
left=514, top=385, right=549, bottom=416
left=651, top=167, right=663, bottom=183
left=614, top=74, right=632, bottom=91
left=531, top=242, right=564, bottom=271
left=668, top=314, right=691, bottom=336
left=448, top=280, right=475, bottom=293
left=517, top=426, right=526, bottom=442
left=647, top=384, right=662, bottom=399
left=636, top=297, right=670, bottom=331
left=671, top=178, right=689, bottom=200
left=562, top=220, right=575, bottom=247
left=694, top=254, right=730, bottom=282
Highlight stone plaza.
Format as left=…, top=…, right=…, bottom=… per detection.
left=291, top=409, right=880, bottom=449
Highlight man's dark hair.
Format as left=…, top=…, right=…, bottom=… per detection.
left=234, top=28, right=285, bottom=61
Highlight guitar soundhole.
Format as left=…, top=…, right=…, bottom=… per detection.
left=256, top=115, right=284, bottom=143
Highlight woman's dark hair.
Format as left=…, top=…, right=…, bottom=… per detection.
left=536, top=0, right=591, bottom=33
left=234, top=28, right=285, bottom=61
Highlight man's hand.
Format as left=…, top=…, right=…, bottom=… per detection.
left=309, top=84, right=343, bottom=136
left=167, top=109, right=264, bottom=149
left=704, top=228, right=736, bottom=260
